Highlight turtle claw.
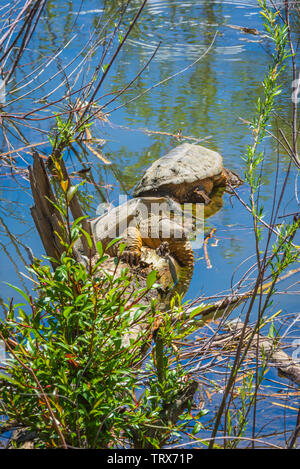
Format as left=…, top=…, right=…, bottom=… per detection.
left=193, top=188, right=211, bottom=205
left=121, top=250, right=141, bottom=267
left=156, top=241, right=170, bottom=258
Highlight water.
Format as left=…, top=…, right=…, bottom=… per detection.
left=0, top=0, right=300, bottom=447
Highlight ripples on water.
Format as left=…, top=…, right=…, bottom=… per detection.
left=74, top=0, right=261, bottom=62
left=66, top=0, right=264, bottom=63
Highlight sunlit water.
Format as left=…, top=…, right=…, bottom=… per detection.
left=0, top=0, right=300, bottom=447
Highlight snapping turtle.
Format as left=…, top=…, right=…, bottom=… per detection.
left=90, top=143, right=242, bottom=296
left=133, top=143, right=242, bottom=204
left=91, top=196, right=194, bottom=295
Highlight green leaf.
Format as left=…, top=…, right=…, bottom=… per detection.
left=188, top=304, right=205, bottom=319
left=66, top=185, right=78, bottom=202
left=0, top=371, right=25, bottom=388
left=4, top=283, right=30, bottom=304
left=118, top=243, right=127, bottom=255
left=106, top=238, right=121, bottom=251
left=192, top=422, right=203, bottom=435
left=67, top=181, right=85, bottom=202
left=72, top=216, right=88, bottom=228
left=268, top=321, right=278, bottom=339
left=96, top=241, right=103, bottom=258
left=80, top=228, right=93, bottom=249
left=146, top=270, right=157, bottom=290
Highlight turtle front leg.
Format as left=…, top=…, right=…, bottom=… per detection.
left=107, top=226, right=142, bottom=267
left=156, top=241, right=170, bottom=258
left=121, top=226, right=143, bottom=266
left=192, top=188, right=211, bottom=205
left=190, top=177, right=214, bottom=205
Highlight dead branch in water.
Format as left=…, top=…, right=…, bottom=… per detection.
left=184, top=267, right=300, bottom=323
left=196, top=320, right=300, bottom=386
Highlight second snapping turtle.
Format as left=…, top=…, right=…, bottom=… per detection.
left=133, top=143, right=242, bottom=204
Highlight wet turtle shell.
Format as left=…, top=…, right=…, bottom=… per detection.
left=133, top=143, right=224, bottom=197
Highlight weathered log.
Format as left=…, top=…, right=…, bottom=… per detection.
left=29, top=152, right=65, bottom=268
left=58, top=156, right=92, bottom=256
left=206, top=320, right=300, bottom=386
left=29, top=152, right=91, bottom=266
left=225, top=320, right=300, bottom=385
left=185, top=267, right=300, bottom=324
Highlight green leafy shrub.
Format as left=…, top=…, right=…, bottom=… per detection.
left=0, top=239, right=198, bottom=449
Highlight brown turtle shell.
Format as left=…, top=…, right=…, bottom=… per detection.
left=133, top=143, right=223, bottom=197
